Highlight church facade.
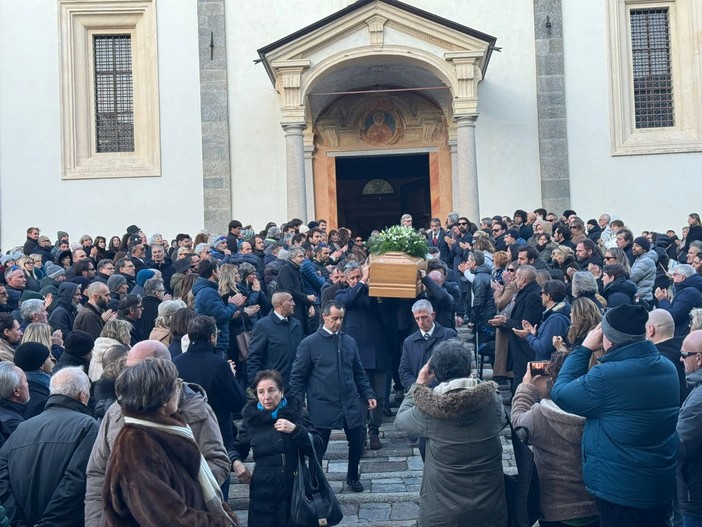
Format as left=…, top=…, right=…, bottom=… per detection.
left=1, top=0, right=700, bottom=246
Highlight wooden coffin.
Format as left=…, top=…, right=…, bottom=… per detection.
left=368, top=252, right=427, bottom=298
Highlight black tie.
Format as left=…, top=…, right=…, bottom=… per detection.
left=424, top=332, right=430, bottom=340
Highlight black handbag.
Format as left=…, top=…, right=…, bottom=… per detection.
left=290, top=433, right=343, bottom=527
left=504, top=420, right=540, bottom=527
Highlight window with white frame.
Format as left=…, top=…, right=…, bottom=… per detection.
left=608, top=0, right=702, bottom=155
left=58, top=0, right=160, bottom=179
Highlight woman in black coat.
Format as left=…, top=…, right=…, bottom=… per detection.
left=231, top=370, right=322, bottom=527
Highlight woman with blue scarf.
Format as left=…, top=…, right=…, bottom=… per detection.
left=232, top=369, right=322, bottom=527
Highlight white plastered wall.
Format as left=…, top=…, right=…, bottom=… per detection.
left=0, top=0, right=205, bottom=249
left=563, top=0, right=702, bottom=235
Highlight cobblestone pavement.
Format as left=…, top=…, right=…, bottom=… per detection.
left=230, top=329, right=517, bottom=526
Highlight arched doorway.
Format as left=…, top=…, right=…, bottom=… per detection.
left=313, top=89, right=450, bottom=231
left=257, top=0, right=497, bottom=224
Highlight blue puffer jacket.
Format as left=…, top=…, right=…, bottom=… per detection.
left=658, top=273, right=702, bottom=336
left=551, top=340, right=679, bottom=509
left=526, top=302, right=571, bottom=360
left=192, top=277, right=238, bottom=356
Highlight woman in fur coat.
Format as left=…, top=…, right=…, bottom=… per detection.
left=232, top=369, right=323, bottom=527
left=102, top=358, right=238, bottom=526
left=395, top=339, right=507, bottom=527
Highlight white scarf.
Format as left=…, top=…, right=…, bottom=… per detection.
left=124, top=416, right=235, bottom=524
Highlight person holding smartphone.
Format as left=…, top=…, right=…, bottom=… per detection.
left=511, top=352, right=599, bottom=527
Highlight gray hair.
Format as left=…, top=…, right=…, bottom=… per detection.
left=155, top=299, right=187, bottom=327
left=674, top=264, right=697, bottom=279
left=0, top=362, right=22, bottom=400
left=343, top=262, right=361, bottom=275
left=116, top=358, right=179, bottom=413
left=400, top=213, right=412, bottom=222
left=287, top=247, right=304, bottom=261
left=447, top=212, right=459, bottom=225
left=691, top=308, right=702, bottom=332
left=20, top=299, right=45, bottom=322
left=571, top=271, right=599, bottom=298
left=411, top=299, right=434, bottom=314
left=148, top=233, right=163, bottom=245
left=144, top=277, right=164, bottom=296
left=690, top=241, right=702, bottom=252
left=50, top=366, right=90, bottom=400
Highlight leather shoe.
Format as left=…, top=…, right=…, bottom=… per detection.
left=369, top=434, right=382, bottom=450
left=346, top=477, right=364, bottom=492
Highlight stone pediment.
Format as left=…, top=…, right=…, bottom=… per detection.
left=257, top=0, right=497, bottom=123
left=258, top=0, right=496, bottom=81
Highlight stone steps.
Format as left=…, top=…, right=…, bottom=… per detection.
left=230, top=328, right=519, bottom=525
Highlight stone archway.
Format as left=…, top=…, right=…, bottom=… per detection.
left=257, top=0, right=497, bottom=223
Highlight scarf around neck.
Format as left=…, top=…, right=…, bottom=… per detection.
left=123, top=416, right=235, bottom=524
left=257, top=396, right=288, bottom=419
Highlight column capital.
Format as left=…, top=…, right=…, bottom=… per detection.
left=454, top=114, right=478, bottom=126
left=281, top=121, right=306, bottom=134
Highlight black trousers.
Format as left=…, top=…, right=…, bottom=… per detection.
left=365, top=368, right=387, bottom=435
left=318, top=423, right=365, bottom=481
left=596, top=497, right=669, bottom=527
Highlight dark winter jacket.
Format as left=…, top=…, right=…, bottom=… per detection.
left=232, top=396, right=322, bottom=527
left=0, top=394, right=97, bottom=527
left=551, top=340, right=679, bottom=509
left=23, top=370, right=50, bottom=419
left=658, top=273, right=702, bottom=336
left=72, top=302, right=104, bottom=341
left=504, top=280, right=543, bottom=384
left=398, top=324, right=457, bottom=390
left=289, top=328, right=375, bottom=430
left=602, top=277, right=637, bottom=309
left=92, top=377, right=117, bottom=421
left=469, top=264, right=496, bottom=327
left=247, top=311, right=303, bottom=387
left=54, top=346, right=90, bottom=374
left=526, top=302, right=571, bottom=360
left=146, top=260, right=176, bottom=294
left=136, top=295, right=161, bottom=342
left=223, top=253, right=264, bottom=282
left=336, top=281, right=391, bottom=370
left=655, top=336, right=688, bottom=406
left=677, top=368, right=702, bottom=519
left=192, top=276, right=238, bottom=356
left=421, top=275, right=455, bottom=329
left=395, top=379, right=507, bottom=527
left=276, top=260, right=313, bottom=334
left=0, top=400, right=25, bottom=442
left=48, top=282, right=80, bottom=338
left=173, top=340, right=247, bottom=449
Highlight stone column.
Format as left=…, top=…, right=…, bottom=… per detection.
left=448, top=132, right=458, bottom=213
left=283, top=123, right=307, bottom=220
left=454, top=115, right=480, bottom=222
left=303, top=139, right=316, bottom=221
left=533, top=0, right=571, bottom=214
left=197, top=0, right=232, bottom=233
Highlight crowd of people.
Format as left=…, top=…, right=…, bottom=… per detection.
left=0, top=208, right=699, bottom=526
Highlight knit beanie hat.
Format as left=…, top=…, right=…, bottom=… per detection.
left=14, top=342, right=51, bottom=372
left=20, top=290, right=44, bottom=302
left=57, top=231, right=69, bottom=241
left=107, top=274, right=127, bottom=293
left=136, top=269, right=156, bottom=286
left=506, top=228, right=520, bottom=239
left=633, top=236, right=651, bottom=252
left=210, top=235, right=227, bottom=249
left=46, top=263, right=66, bottom=279
left=601, top=304, right=648, bottom=346
left=65, top=329, right=94, bottom=357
